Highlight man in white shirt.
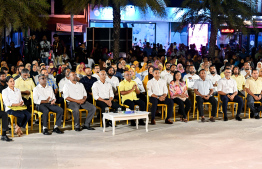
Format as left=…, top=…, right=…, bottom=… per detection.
left=206, top=65, right=221, bottom=95
left=105, top=66, right=119, bottom=96
left=92, top=70, right=123, bottom=127
left=194, top=69, right=217, bottom=122
left=92, top=65, right=100, bottom=80
left=147, top=68, right=174, bottom=125
left=86, top=56, right=95, bottom=69
left=33, top=74, right=64, bottom=135
left=58, top=67, right=71, bottom=96
left=165, top=64, right=176, bottom=85
left=183, top=65, right=199, bottom=101
left=183, top=65, right=200, bottom=88
left=160, top=62, right=171, bottom=79
left=203, top=61, right=211, bottom=75
left=240, top=62, right=251, bottom=79
left=217, top=68, right=243, bottom=121
left=63, top=71, right=96, bottom=131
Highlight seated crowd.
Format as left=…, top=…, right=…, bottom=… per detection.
left=0, top=42, right=262, bottom=143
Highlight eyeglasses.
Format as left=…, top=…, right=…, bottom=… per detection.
left=125, top=74, right=132, bottom=76
left=39, top=78, right=47, bottom=80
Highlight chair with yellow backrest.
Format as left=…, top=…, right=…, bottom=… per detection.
left=0, top=93, right=28, bottom=137
left=245, top=91, right=262, bottom=119
left=92, top=96, right=103, bottom=127
left=117, top=86, right=131, bottom=124
left=217, top=94, right=238, bottom=118
left=63, top=99, right=88, bottom=130
left=167, top=85, right=178, bottom=121
left=193, top=93, right=212, bottom=120
left=31, top=92, right=57, bottom=133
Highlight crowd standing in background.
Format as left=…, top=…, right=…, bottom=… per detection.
left=1, top=34, right=262, bottom=142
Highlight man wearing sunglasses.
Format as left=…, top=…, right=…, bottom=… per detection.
left=33, top=74, right=64, bottom=135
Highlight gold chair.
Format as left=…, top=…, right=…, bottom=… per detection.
left=117, top=86, right=132, bottom=125
left=31, top=92, right=57, bottom=133
left=217, top=94, right=238, bottom=118
left=92, top=96, right=103, bottom=127
left=193, top=93, right=212, bottom=120
left=0, top=93, right=28, bottom=137
left=63, top=99, right=88, bottom=130
left=245, top=91, right=262, bottom=119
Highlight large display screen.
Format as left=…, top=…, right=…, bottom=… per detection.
left=188, top=24, right=208, bottom=51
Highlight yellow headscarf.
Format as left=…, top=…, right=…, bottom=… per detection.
left=139, top=63, right=147, bottom=73
left=158, top=63, right=163, bottom=72
left=129, top=68, right=136, bottom=79
left=133, top=61, right=140, bottom=73
left=76, top=65, right=86, bottom=76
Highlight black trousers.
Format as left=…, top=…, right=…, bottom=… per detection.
left=22, top=97, right=32, bottom=113
left=137, top=93, right=147, bottom=105
left=0, top=111, right=8, bottom=131
left=196, top=96, right=217, bottom=117
left=96, top=100, right=123, bottom=114
left=173, top=98, right=191, bottom=119
left=36, top=103, right=63, bottom=128
left=124, top=99, right=146, bottom=111
left=149, top=97, right=174, bottom=120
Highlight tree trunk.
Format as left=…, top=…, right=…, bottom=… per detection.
left=112, top=3, right=121, bottom=61
left=209, top=16, right=218, bottom=58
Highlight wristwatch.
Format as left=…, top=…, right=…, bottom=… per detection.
left=157, top=96, right=159, bottom=99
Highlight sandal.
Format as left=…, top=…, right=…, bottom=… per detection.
left=180, top=116, right=183, bottom=122
left=183, top=119, right=188, bottom=123
left=15, top=125, right=21, bottom=137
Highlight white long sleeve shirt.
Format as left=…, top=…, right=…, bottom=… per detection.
left=217, top=77, right=238, bottom=94
left=92, top=80, right=114, bottom=100
left=33, top=84, right=56, bottom=105
left=2, top=87, right=24, bottom=111
left=63, top=81, right=87, bottom=101
left=147, top=78, right=168, bottom=97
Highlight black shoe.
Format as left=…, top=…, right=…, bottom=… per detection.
left=106, top=121, right=116, bottom=127
left=201, top=118, right=205, bottom=122
left=138, top=119, right=145, bottom=125
left=43, top=129, right=51, bottom=135
left=1, top=135, right=12, bottom=142
left=82, top=125, right=95, bottom=130
left=75, top=128, right=81, bottom=132
left=255, top=115, right=260, bottom=119
left=236, top=116, right=242, bottom=121
left=257, top=106, right=262, bottom=112
left=224, top=117, right=228, bottom=121
left=209, top=117, right=215, bottom=122
left=250, top=112, right=254, bottom=118
left=53, top=127, right=64, bottom=134
left=130, top=121, right=136, bottom=126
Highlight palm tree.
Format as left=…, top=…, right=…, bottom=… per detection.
left=178, top=0, right=257, bottom=58
left=0, top=0, right=50, bottom=58
left=63, top=0, right=168, bottom=60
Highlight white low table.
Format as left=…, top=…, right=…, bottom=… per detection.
left=102, top=111, right=149, bottom=135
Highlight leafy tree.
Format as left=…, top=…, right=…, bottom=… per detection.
left=64, top=0, right=168, bottom=60
left=0, top=0, right=50, bottom=57
left=178, top=0, right=257, bottom=57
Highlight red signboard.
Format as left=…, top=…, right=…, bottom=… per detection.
left=221, top=29, right=234, bottom=33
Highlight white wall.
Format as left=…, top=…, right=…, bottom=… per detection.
left=156, top=23, right=169, bottom=46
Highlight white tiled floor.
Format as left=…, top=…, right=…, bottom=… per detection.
left=1, top=114, right=262, bottom=169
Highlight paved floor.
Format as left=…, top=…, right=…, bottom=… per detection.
left=1, top=112, right=262, bottom=169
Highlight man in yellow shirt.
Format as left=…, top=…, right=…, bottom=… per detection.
left=119, top=71, right=145, bottom=126
left=15, top=68, right=35, bottom=112
left=231, top=66, right=245, bottom=96
left=245, top=69, right=262, bottom=119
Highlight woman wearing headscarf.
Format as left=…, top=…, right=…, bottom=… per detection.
left=80, top=62, right=86, bottom=71
left=76, top=64, right=86, bottom=79
left=133, top=61, right=140, bottom=73
left=48, top=61, right=57, bottom=74
left=143, top=66, right=154, bottom=90
left=256, top=62, right=262, bottom=71
left=153, top=60, right=160, bottom=68
left=177, top=63, right=186, bottom=78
